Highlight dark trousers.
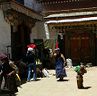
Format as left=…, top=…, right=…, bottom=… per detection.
left=76, top=74, right=83, bottom=89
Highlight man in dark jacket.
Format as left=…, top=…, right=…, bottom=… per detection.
left=26, top=48, right=37, bottom=81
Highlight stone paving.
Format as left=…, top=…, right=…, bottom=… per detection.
left=1, top=67, right=97, bottom=96
left=16, top=67, right=97, bottom=96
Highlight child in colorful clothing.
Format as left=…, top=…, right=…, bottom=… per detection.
left=75, top=64, right=87, bottom=89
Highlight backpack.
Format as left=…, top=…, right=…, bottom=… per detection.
left=74, top=65, right=80, bottom=73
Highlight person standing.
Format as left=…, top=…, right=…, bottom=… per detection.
left=26, top=47, right=37, bottom=81
left=54, top=48, right=67, bottom=81
left=75, top=64, right=87, bottom=89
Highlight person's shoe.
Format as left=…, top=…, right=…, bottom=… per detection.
left=59, top=77, right=63, bottom=81
left=26, top=80, right=30, bottom=82
left=31, top=78, right=37, bottom=81
left=33, top=79, right=37, bottom=81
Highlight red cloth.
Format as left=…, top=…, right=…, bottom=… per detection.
left=27, top=43, right=36, bottom=49
left=55, top=41, right=59, bottom=48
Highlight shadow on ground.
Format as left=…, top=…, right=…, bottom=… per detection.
left=57, top=79, right=69, bottom=82
left=78, top=86, right=91, bottom=89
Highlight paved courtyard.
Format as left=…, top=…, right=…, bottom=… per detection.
left=16, top=67, right=97, bottom=96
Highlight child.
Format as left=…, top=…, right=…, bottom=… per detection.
left=75, top=64, right=87, bottom=89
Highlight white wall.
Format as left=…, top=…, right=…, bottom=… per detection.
left=30, top=24, right=38, bottom=42
left=0, top=9, right=11, bottom=54
left=36, top=21, right=46, bottom=39
left=30, top=21, right=46, bottom=42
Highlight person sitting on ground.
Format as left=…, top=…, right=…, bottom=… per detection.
left=0, top=61, right=3, bottom=89
left=0, top=57, right=18, bottom=94
left=66, top=58, right=73, bottom=68
left=42, top=68, right=49, bottom=77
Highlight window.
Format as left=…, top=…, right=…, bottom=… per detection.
left=16, top=0, right=24, bottom=4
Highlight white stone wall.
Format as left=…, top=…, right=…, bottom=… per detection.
left=30, top=21, right=46, bottom=42
left=36, top=21, right=46, bottom=39
left=0, top=10, right=11, bottom=54
left=30, top=24, right=37, bottom=42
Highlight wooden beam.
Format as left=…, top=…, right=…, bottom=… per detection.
left=0, top=0, right=43, bottom=21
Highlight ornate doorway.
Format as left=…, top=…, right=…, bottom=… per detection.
left=65, top=29, right=96, bottom=65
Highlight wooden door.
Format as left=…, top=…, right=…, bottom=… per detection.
left=70, top=33, right=81, bottom=63
left=70, top=32, right=94, bottom=64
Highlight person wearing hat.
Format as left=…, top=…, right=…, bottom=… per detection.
left=54, top=48, right=67, bottom=81
left=26, top=47, right=37, bottom=81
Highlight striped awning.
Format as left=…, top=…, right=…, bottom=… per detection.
left=45, top=17, right=97, bottom=24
